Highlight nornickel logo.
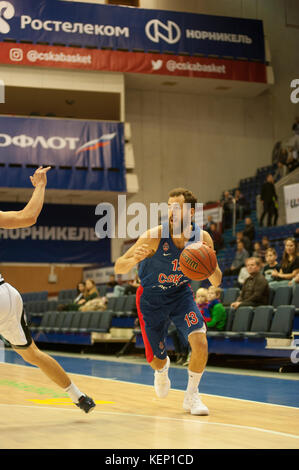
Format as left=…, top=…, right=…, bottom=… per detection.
left=145, top=19, right=181, bottom=45
left=0, top=1, right=14, bottom=34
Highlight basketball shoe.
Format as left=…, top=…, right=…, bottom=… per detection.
left=154, top=356, right=171, bottom=398
left=76, top=395, right=96, bottom=413
left=183, top=392, right=209, bottom=415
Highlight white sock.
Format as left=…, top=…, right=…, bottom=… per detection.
left=156, top=356, right=170, bottom=373
left=186, top=370, right=203, bottom=395
left=64, top=382, right=84, bottom=404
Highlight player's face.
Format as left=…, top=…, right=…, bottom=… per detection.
left=168, top=195, right=193, bottom=234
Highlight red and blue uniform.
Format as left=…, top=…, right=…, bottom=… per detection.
left=136, top=222, right=206, bottom=363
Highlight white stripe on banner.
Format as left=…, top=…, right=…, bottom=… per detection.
left=284, top=183, right=299, bottom=224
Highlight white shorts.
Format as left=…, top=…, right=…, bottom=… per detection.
left=0, top=282, right=32, bottom=348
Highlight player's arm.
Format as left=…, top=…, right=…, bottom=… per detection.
left=0, top=166, right=51, bottom=229
left=202, top=230, right=222, bottom=287
left=114, top=226, right=161, bottom=274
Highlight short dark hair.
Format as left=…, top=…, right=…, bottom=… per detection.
left=168, top=188, right=197, bottom=209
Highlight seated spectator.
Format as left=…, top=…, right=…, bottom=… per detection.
left=274, top=161, right=287, bottom=182
left=262, top=248, right=280, bottom=283
left=195, top=288, right=210, bottom=323
left=58, top=281, right=86, bottom=311
left=206, top=286, right=227, bottom=331
left=123, top=275, right=140, bottom=295
left=221, top=190, right=234, bottom=229
left=236, top=230, right=251, bottom=254
left=289, top=272, right=299, bottom=288
left=231, top=257, right=269, bottom=309
left=260, top=236, right=271, bottom=261
left=204, top=215, right=214, bottom=232
left=224, top=240, right=249, bottom=276
left=77, top=279, right=99, bottom=308
left=106, top=274, right=118, bottom=292
left=269, top=238, right=299, bottom=289
left=234, top=189, right=249, bottom=221
left=208, top=222, right=224, bottom=253
left=252, top=241, right=263, bottom=260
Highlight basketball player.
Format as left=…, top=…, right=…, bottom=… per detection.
left=0, top=167, right=95, bottom=413
left=115, top=188, right=222, bottom=415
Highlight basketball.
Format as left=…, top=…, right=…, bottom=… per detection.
left=179, top=242, right=217, bottom=281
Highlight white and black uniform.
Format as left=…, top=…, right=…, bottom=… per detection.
left=0, top=278, right=32, bottom=349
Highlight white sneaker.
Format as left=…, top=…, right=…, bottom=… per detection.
left=154, top=356, right=171, bottom=398
left=183, top=392, right=209, bottom=415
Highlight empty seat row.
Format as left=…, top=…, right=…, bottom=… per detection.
left=24, top=300, right=58, bottom=315
left=207, top=305, right=295, bottom=339
left=21, top=291, right=48, bottom=302
left=105, top=295, right=137, bottom=318
left=31, top=310, right=113, bottom=335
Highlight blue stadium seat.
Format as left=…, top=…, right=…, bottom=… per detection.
left=266, top=305, right=295, bottom=338
left=222, top=288, right=240, bottom=306
left=243, top=306, right=274, bottom=338
left=272, top=286, right=292, bottom=308
left=225, top=307, right=254, bottom=338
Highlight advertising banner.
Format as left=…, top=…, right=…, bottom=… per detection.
left=284, top=183, right=299, bottom=224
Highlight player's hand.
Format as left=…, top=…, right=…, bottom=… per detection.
left=30, top=166, right=51, bottom=188
left=133, top=244, right=153, bottom=263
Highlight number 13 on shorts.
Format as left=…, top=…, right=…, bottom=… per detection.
left=185, top=311, right=199, bottom=328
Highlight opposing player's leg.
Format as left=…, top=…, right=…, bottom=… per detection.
left=136, top=286, right=171, bottom=398
left=13, top=340, right=95, bottom=413
left=171, top=287, right=209, bottom=415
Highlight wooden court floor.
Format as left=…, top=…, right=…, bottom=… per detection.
left=0, top=362, right=299, bottom=449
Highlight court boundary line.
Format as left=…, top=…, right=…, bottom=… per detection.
left=0, top=403, right=298, bottom=443
left=2, top=361, right=299, bottom=411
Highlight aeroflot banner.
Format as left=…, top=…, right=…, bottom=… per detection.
left=0, top=0, right=265, bottom=61
left=0, top=116, right=126, bottom=192
left=0, top=202, right=111, bottom=263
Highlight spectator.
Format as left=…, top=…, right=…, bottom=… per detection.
left=224, top=240, right=249, bottom=276
left=58, top=281, right=86, bottom=311
left=209, top=222, right=224, bottom=253
left=231, top=257, right=269, bottom=309
left=287, top=116, right=299, bottom=159
left=123, top=275, right=141, bottom=295
left=259, top=174, right=278, bottom=227
left=234, top=189, right=249, bottom=221
left=232, top=231, right=251, bottom=254
left=260, top=236, right=271, bottom=261
left=206, top=286, right=227, bottom=331
left=77, top=279, right=99, bottom=307
left=204, top=215, right=214, bottom=232
left=274, top=161, right=287, bottom=182
left=106, top=274, right=118, bottom=292
left=252, top=241, right=263, bottom=260
left=269, top=238, right=299, bottom=289
left=262, top=248, right=280, bottom=283
left=243, top=217, right=255, bottom=249
left=195, top=288, right=210, bottom=323
left=289, top=272, right=299, bottom=288
left=221, top=190, right=234, bottom=229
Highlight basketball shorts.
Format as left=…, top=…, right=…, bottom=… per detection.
left=136, top=285, right=206, bottom=363
left=0, top=282, right=32, bottom=349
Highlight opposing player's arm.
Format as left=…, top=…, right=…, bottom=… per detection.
left=114, top=226, right=161, bottom=274
left=202, top=230, right=222, bottom=287
left=0, top=166, right=51, bottom=229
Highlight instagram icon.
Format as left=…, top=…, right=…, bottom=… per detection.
left=9, top=48, right=23, bottom=62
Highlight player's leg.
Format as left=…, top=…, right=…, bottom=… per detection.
left=1, top=282, right=95, bottom=413
left=136, top=286, right=171, bottom=397
left=172, top=288, right=209, bottom=415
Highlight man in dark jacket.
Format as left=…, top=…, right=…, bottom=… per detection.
left=259, top=174, right=278, bottom=227
left=231, top=257, right=269, bottom=309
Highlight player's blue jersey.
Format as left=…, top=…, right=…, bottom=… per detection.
left=138, top=222, right=202, bottom=294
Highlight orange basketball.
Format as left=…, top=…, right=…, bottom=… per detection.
left=179, top=242, right=217, bottom=281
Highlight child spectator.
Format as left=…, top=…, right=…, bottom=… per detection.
left=262, top=248, right=280, bottom=283
left=206, top=286, right=227, bottom=331
left=195, top=288, right=210, bottom=323
left=252, top=241, right=263, bottom=260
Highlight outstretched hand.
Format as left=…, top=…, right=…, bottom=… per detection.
left=30, top=166, right=51, bottom=188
